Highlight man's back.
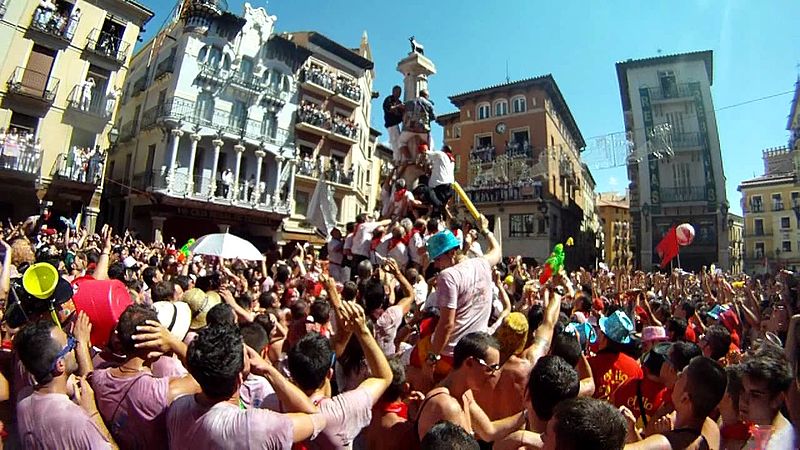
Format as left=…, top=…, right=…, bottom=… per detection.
left=402, top=98, right=434, bottom=133
left=166, top=394, right=293, bottom=450
left=17, top=391, right=111, bottom=449
left=473, top=355, right=531, bottom=420
left=436, top=257, right=493, bottom=356
left=90, top=368, right=170, bottom=449
left=302, top=388, right=373, bottom=450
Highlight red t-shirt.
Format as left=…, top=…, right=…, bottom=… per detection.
left=589, top=351, right=644, bottom=401
left=685, top=323, right=698, bottom=343
left=611, top=377, right=667, bottom=424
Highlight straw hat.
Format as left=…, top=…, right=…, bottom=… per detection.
left=181, top=288, right=221, bottom=330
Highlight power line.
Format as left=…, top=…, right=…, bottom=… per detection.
left=715, top=89, right=794, bottom=111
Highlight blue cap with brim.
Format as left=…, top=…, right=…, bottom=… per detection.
left=599, top=310, right=634, bottom=345
left=426, top=230, right=460, bottom=260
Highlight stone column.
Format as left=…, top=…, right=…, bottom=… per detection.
left=254, top=148, right=266, bottom=204
left=209, top=138, right=223, bottom=198
left=186, top=133, right=201, bottom=195
left=396, top=52, right=437, bottom=102
left=273, top=155, right=284, bottom=204
left=287, top=157, right=297, bottom=209
left=166, top=129, right=184, bottom=191
left=232, top=144, right=245, bottom=201
left=152, top=216, right=166, bottom=243
left=84, top=207, right=100, bottom=234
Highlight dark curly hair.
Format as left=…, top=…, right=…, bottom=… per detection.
left=187, top=324, right=244, bottom=399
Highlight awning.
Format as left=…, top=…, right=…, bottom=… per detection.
left=278, top=229, right=327, bottom=246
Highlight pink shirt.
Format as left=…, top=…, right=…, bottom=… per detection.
left=436, top=257, right=493, bottom=356
left=303, top=387, right=373, bottom=450
left=239, top=373, right=280, bottom=411
left=152, top=354, right=188, bottom=378
left=167, top=395, right=294, bottom=450
left=17, top=392, right=111, bottom=449
left=89, top=368, right=171, bottom=449
left=375, top=305, right=405, bottom=355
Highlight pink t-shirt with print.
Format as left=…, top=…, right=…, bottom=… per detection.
left=17, top=392, right=112, bottom=449
left=436, top=257, right=493, bottom=357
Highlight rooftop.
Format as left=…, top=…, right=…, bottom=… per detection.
left=446, top=74, right=585, bottom=148
left=597, top=192, right=629, bottom=209
left=615, top=50, right=713, bottom=111
left=737, top=172, right=796, bottom=189
left=282, top=31, right=374, bottom=70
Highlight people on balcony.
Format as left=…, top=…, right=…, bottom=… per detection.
left=470, top=145, right=496, bottom=163
left=305, top=65, right=335, bottom=91
left=65, top=7, right=80, bottom=39
left=221, top=168, right=234, bottom=198
left=104, top=88, right=120, bottom=117
left=33, top=0, right=75, bottom=38
left=505, top=140, right=532, bottom=158
left=335, top=76, right=362, bottom=101
left=97, top=26, right=120, bottom=56
left=33, top=0, right=57, bottom=29
left=78, top=78, right=95, bottom=111
left=298, top=101, right=331, bottom=129
left=60, top=145, right=103, bottom=183
left=331, top=115, right=358, bottom=139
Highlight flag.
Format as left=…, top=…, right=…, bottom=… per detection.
left=655, top=226, right=679, bottom=269
left=307, top=177, right=337, bottom=239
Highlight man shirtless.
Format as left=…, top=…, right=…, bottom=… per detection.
left=416, top=332, right=527, bottom=443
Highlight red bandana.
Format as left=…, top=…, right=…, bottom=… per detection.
left=370, top=237, right=382, bottom=252
left=394, top=188, right=408, bottom=202
left=378, top=401, right=409, bottom=420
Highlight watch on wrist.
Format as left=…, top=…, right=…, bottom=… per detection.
left=426, top=352, right=441, bottom=365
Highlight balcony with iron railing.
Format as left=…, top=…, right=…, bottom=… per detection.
left=131, top=76, right=147, bottom=97
left=660, top=186, right=707, bottom=203
left=154, top=56, right=175, bottom=80
left=196, top=66, right=229, bottom=86
left=143, top=169, right=291, bottom=215
left=0, top=140, right=42, bottom=177
left=647, top=83, right=694, bottom=101
left=85, top=29, right=129, bottom=67
left=117, top=120, right=138, bottom=143
left=66, top=84, right=111, bottom=120
left=51, top=152, right=102, bottom=186
left=150, top=97, right=293, bottom=146
left=296, top=157, right=355, bottom=187
left=465, top=182, right=544, bottom=204
left=6, top=67, right=59, bottom=106
left=29, top=6, right=77, bottom=46
left=773, top=202, right=785, bottom=211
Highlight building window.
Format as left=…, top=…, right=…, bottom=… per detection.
left=783, top=241, right=792, bottom=253
left=195, top=93, right=214, bottom=123
left=793, top=192, right=800, bottom=208
left=750, top=195, right=763, bottom=213
left=295, top=191, right=309, bottom=216
left=510, top=214, right=536, bottom=237
left=755, top=242, right=765, bottom=258
left=453, top=124, right=461, bottom=138
left=494, top=100, right=508, bottom=117
left=477, top=103, right=490, bottom=120
left=512, top=96, right=526, bottom=113
left=773, top=193, right=784, bottom=211
left=753, top=218, right=764, bottom=236
left=782, top=217, right=791, bottom=230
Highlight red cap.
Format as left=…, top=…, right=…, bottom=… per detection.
left=593, top=297, right=604, bottom=311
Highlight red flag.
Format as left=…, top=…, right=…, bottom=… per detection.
left=655, top=226, right=680, bottom=269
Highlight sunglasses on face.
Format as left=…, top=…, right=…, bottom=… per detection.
left=49, top=334, right=77, bottom=372
left=474, top=357, right=501, bottom=375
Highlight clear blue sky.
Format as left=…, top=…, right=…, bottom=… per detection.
left=138, top=0, right=800, bottom=214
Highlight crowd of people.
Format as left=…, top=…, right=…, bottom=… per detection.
left=0, top=89, right=797, bottom=450
left=32, top=1, right=81, bottom=39
left=2, top=201, right=799, bottom=449
left=59, top=145, right=105, bottom=184
left=297, top=102, right=359, bottom=140
left=0, top=128, right=41, bottom=174
left=302, top=65, right=363, bottom=102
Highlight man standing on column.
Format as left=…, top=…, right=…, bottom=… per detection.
left=398, top=89, right=435, bottom=169
left=383, top=85, right=404, bottom=164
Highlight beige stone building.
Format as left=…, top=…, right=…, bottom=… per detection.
left=0, top=0, right=151, bottom=230
left=597, top=192, right=631, bottom=268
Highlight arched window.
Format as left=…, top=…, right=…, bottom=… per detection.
left=239, top=57, right=254, bottom=82
left=494, top=100, right=508, bottom=117
left=195, top=92, right=215, bottom=124
left=198, top=46, right=208, bottom=63
left=271, top=70, right=284, bottom=91
left=512, top=96, right=526, bottom=113
left=207, top=47, right=222, bottom=68
left=477, top=103, right=490, bottom=120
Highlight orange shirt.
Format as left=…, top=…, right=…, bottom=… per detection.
left=589, top=351, right=644, bottom=401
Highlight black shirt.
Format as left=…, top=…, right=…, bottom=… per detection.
left=383, top=95, right=403, bottom=128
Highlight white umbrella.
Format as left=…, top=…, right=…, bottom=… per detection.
left=189, top=232, right=264, bottom=261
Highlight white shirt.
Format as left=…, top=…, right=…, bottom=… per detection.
left=352, top=222, right=381, bottom=258
left=413, top=280, right=428, bottom=306
left=222, top=171, right=233, bottom=185
left=327, top=238, right=344, bottom=265
left=428, top=151, right=455, bottom=188
left=387, top=241, right=409, bottom=267
left=409, top=232, right=425, bottom=265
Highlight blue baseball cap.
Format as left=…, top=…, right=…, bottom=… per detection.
left=598, top=310, right=634, bottom=345
left=426, top=230, right=460, bottom=260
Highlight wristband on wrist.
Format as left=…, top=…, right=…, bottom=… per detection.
left=426, top=352, right=441, bottom=365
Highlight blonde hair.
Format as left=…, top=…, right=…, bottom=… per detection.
left=11, top=239, right=35, bottom=267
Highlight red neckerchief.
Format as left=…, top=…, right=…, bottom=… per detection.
left=378, top=401, right=409, bottom=420
left=388, top=236, right=404, bottom=251
left=394, top=188, right=408, bottom=202
left=293, top=395, right=328, bottom=450
left=444, top=152, right=455, bottom=162
left=721, top=421, right=752, bottom=441
left=370, top=237, right=382, bottom=251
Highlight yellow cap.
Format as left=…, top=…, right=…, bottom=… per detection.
left=494, top=312, right=529, bottom=362
left=23, top=262, right=59, bottom=300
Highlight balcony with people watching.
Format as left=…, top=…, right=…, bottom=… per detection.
left=300, top=63, right=336, bottom=96
left=331, top=75, right=362, bottom=108
left=51, top=146, right=104, bottom=186
left=66, top=82, right=112, bottom=119
left=0, top=127, right=42, bottom=177
left=85, top=28, right=129, bottom=68
left=296, top=154, right=355, bottom=187
left=295, top=101, right=332, bottom=137
left=465, top=178, right=544, bottom=204
left=329, top=115, right=359, bottom=144
left=29, top=0, right=80, bottom=48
